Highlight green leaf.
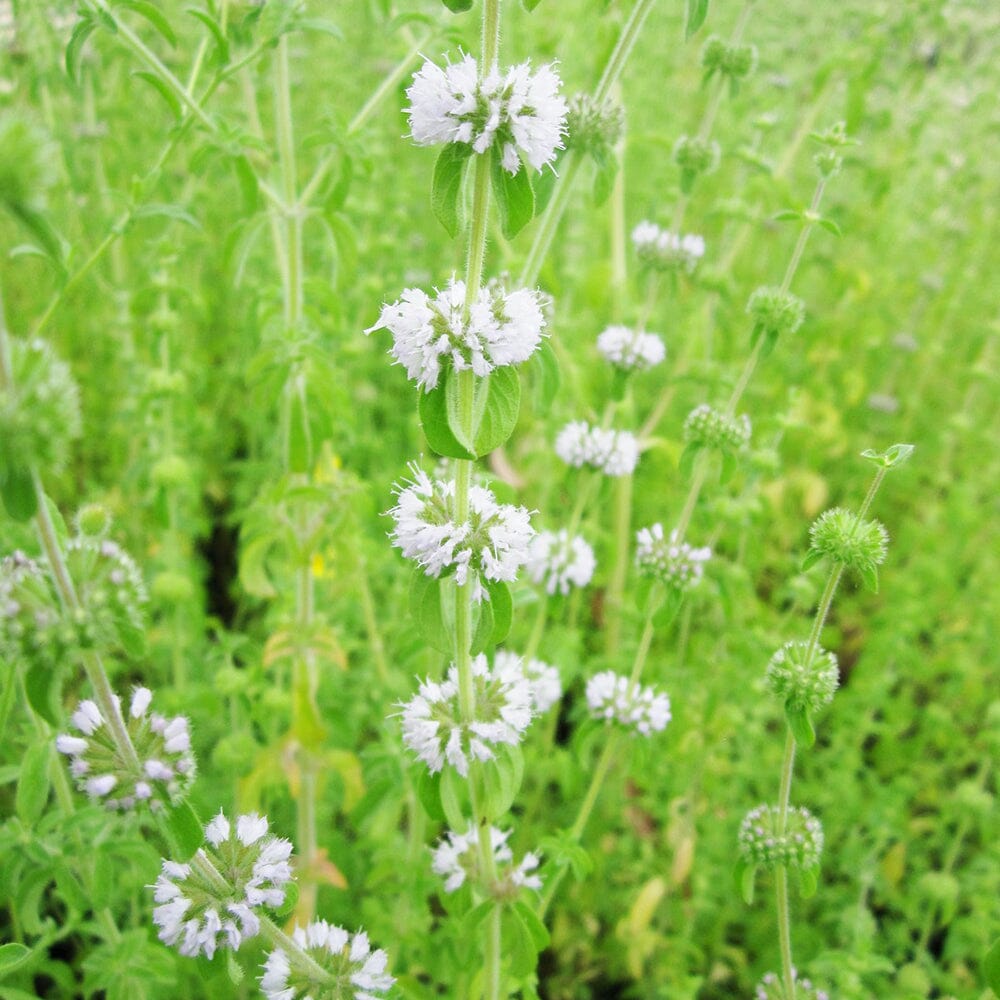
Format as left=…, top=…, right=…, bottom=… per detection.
left=526, top=338, right=560, bottom=412
left=439, top=768, right=467, bottom=830
left=798, top=866, right=819, bottom=899
left=513, top=901, right=550, bottom=951
left=7, top=204, right=66, bottom=270
left=735, top=859, right=756, bottom=905
left=472, top=367, right=521, bottom=456
left=441, top=0, right=474, bottom=11
left=786, top=704, right=816, bottom=749
left=490, top=151, right=535, bottom=240
left=772, top=208, right=802, bottom=222
left=484, top=579, right=512, bottom=646
left=131, top=71, right=182, bottom=120
left=859, top=564, right=879, bottom=593
left=478, top=743, right=524, bottom=821
left=818, top=216, right=842, bottom=237
left=185, top=8, right=230, bottom=66
left=678, top=442, right=699, bottom=481
left=119, top=1, right=178, bottom=46
left=410, top=572, right=455, bottom=655
left=65, top=17, right=98, bottom=83
left=418, top=380, right=475, bottom=460
left=504, top=906, right=540, bottom=976
left=226, top=950, right=245, bottom=986
left=801, top=548, right=824, bottom=571
left=164, top=800, right=204, bottom=861
left=416, top=770, right=446, bottom=822
left=295, top=17, right=343, bottom=39
left=862, top=443, right=915, bottom=469
left=431, top=141, right=471, bottom=237
left=23, top=660, right=63, bottom=728
left=684, top=0, right=709, bottom=39
left=0, top=943, right=32, bottom=979
left=286, top=382, right=312, bottom=474
left=522, top=0, right=544, bottom=8
left=0, top=466, right=38, bottom=521
left=16, top=741, right=51, bottom=825
left=133, top=203, right=202, bottom=229
left=469, top=597, right=494, bottom=656
left=114, top=617, right=148, bottom=659
left=983, top=937, right=1000, bottom=994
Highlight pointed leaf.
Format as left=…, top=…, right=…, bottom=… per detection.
left=818, top=216, right=842, bottom=237
left=735, top=859, right=756, bottom=905
left=473, top=367, right=521, bottom=456
left=23, top=661, right=62, bottom=728
left=484, top=579, right=512, bottom=646
left=185, top=8, right=230, bottom=66
left=469, top=597, right=494, bottom=656
left=513, top=901, right=550, bottom=951
left=65, top=17, right=98, bottom=83
left=439, top=767, right=467, bottom=830
left=786, top=704, right=816, bottom=749
left=772, top=209, right=802, bottom=222
left=16, top=741, right=51, bottom=825
left=684, top=0, right=709, bottom=39
left=131, top=71, right=182, bottom=120
left=441, top=0, right=474, bottom=12
left=859, top=564, right=879, bottom=593
left=418, top=380, right=475, bottom=459
left=119, top=1, right=178, bottom=46
left=504, top=905, right=540, bottom=976
left=983, top=938, right=1000, bottom=994
left=164, top=800, right=204, bottom=861
left=798, top=866, right=819, bottom=899
left=0, top=466, right=38, bottom=521
left=416, top=769, right=446, bottom=822
left=526, top=338, right=560, bottom=411
left=409, top=572, right=455, bottom=654
left=801, top=548, right=824, bottom=571
left=0, top=943, right=32, bottom=978
left=491, top=152, right=535, bottom=240
left=432, top=143, right=471, bottom=237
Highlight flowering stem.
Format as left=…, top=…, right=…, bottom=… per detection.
left=593, top=0, right=658, bottom=106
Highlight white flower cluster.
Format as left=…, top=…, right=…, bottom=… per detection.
left=596, top=325, right=666, bottom=371
left=406, top=54, right=568, bottom=173
left=432, top=826, right=542, bottom=895
left=389, top=465, right=534, bottom=587
left=635, top=523, right=711, bottom=591
left=631, top=221, right=706, bottom=273
left=367, top=278, right=545, bottom=392
left=494, top=650, right=562, bottom=714
left=152, top=812, right=293, bottom=959
left=399, top=653, right=534, bottom=776
left=555, top=421, right=640, bottom=476
left=56, top=688, right=195, bottom=811
left=586, top=671, right=671, bottom=736
left=261, top=920, right=394, bottom=1000
left=525, top=528, right=596, bottom=595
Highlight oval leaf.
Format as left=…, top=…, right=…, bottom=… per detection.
left=491, top=151, right=535, bottom=240
left=432, top=144, right=471, bottom=237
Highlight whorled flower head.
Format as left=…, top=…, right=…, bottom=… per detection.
left=366, top=277, right=545, bottom=392
left=0, top=337, right=81, bottom=476
left=631, top=221, right=705, bottom=273
left=260, top=920, right=394, bottom=1000
left=765, top=641, right=839, bottom=715
left=388, top=465, right=533, bottom=587
left=432, top=825, right=542, bottom=899
left=151, top=812, right=293, bottom=959
left=683, top=404, right=751, bottom=452
left=56, top=688, right=195, bottom=810
left=701, top=36, right=759, bottom=80
left=673, top=135, right=721, bottom=183
left=808, top=507, right=889, bottom=577
left=586, top=671, right=671, bottom=736
left=406, top=54, right=568, bottom=173
left=554, top=421, right=640, bottom=477
left=635, top=523, right=711, bottom=592
left=0, top=550, right=71, bottom=670
left=746, top=286, right=805, bottom=340
left=494, top=650, right=562, bottom=714
left=399, top=653, right=534, bottom=776
left=738, top=804, right=823, bottom=871
left=525, top=528, right=596, bottom=595
left=564, top=93, right=624, bottom=159
left=596, top=325, right=666, bottom=372
left=755, top=970, right=829, bottom=1000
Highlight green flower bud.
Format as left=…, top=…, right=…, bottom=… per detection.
left=765, top=641, right=839, bottom=714
left=151, top=570, right=196, bottom=605
left=808, top=507, right=888, bottom=578
left=144, top=368, right=188, bottom=397
left=701, top=36, right=758, bottom=80
left=564, top=93, right=624, bottom=160
left=739, top=804, right=823, bottom=871
left=75, top=503, right=112, bottom=539
left=150, top=454, right=193, bottom=488
left=814, top=149, right=842, bottom=179
left=746, top=286, right=805, bottom=341
left=683, top=404, right=751, bottom=452
left=673, top=135, right=720, bottom=192
left=0, top=338, right=81, bottom=475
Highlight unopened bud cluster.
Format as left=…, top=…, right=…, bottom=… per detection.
left=0, top=551, right=72, bottom=669
left=635, top=523, right=711, bottom=592
left=261, top=920, right=394, bottom=1000
left=701, top=35, right=758, bottom=81
left=673, top=135, right=720, bottom=191
left=765, top=641, right=839, bottom=715
left=57, top=688, right=195, bottom=810
left=747, top=286, right=805, bottom=341
left=738, top=804, right=823, bottom=871
left=632, top=221, right=705, bottom=273
left=152, top=812, right=293, bottom=959
left=564, top=93, right=624, bottom=160
left=586, top=671, right=671, bottom=736
left=0, top=337, right=81, bottom=475
left=683, top=404, right=751, bottom=453
left=808, top=507, right=888, bottom=577
left=432, top=826, right=542, bottom=899
left=755, top=970, right=830, bottom=1000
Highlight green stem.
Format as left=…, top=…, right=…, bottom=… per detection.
left=593, top=0, right=657, bottom=106
left=775, top=867, right=795, bottom=1000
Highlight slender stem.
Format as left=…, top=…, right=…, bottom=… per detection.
left=523, top=590, right=551, bottom=663
left=674, top=451, right=710, bottom=542
left=775, top=868, right=795, bottom=1000
left=518, top=152, right=582, bottom=288
left=593, top=0, right=657, bottom=106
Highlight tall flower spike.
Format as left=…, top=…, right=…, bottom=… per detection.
left=366, top=277, right=545, bottom=392
left=151, top=811, right=293, bottom=959
left=399, top=653, right=534, bottom=776
left=635, top=523, right=711, bottom=592
left=554, top=421, right=640, bottom=477
left=432, top=826, right=542, bottom=899
left=388, top=465, right=534, bottom=586
left=406, top=55, right=568, bottom=173
left=56, top=687, right=195, bottom=810
left=260, top=921, right=394, bottom=1000
left=596, top=325, right=666, bottom=372
left=525, top=528, right=596, bottom=595
left=586, top=671, right=671, bottom=736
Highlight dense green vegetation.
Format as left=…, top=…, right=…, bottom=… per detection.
left=1, top=1, right=997, bottom=998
